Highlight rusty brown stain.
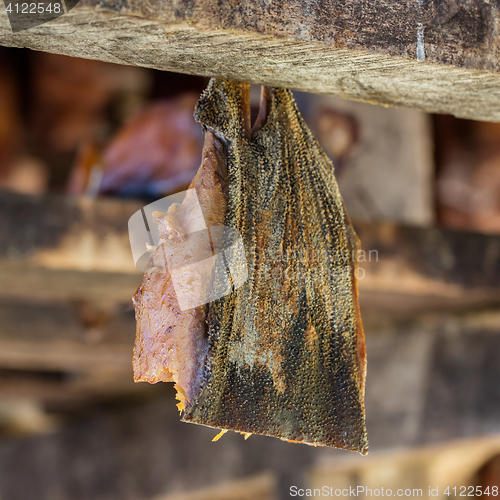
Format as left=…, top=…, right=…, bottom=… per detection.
left=304, top=323, right=319, bottom=348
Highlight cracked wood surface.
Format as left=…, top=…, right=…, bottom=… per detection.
left=0, top=1, right=500, bottom=121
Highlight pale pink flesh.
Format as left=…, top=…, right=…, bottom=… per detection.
left=132, top=131, right=227, bottom=409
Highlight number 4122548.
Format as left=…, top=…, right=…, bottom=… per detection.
left=5, top=3, right=62, bottom=13
left=444, top=486, right=498, bottom=497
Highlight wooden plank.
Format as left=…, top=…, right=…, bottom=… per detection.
left=0, top=299, right=133, bottom=372
left=0, top=191, right=140, bottom=275
left=156, top=474, right=276, bottom=500
left=0, top=394, right=316, bottom=500
left=2, top=192, right=500, bottom=311
left=1, top=1, right=500, bottom=121
left=0, top=298, right=155, bottom=403
left=0, top=265, right=141, bottom=302
left=355, top=220, right=500, bottom=304
left=364, top=310, right=500, bottom=450
left=0, top=367, right=162, bottom=403
left=0, top=310, right=499, bottom=499
left=309, top=436, right=500, bottom=500
left=0, top=191, right=142, bottom=302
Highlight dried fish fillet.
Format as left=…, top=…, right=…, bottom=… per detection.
left=133, top=79, right=368, bottom=454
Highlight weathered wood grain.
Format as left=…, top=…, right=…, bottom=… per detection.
left=81, top=0, right=500, bottom=70
left=0, top=1, right=500, bottom=121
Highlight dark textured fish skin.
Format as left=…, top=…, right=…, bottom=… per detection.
left=182, top=79, right=368, bottom=454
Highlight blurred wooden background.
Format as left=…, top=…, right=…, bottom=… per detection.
left=0, top=10, right=500, bottom=496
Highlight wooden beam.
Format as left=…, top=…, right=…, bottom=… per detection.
left=0, top=297, right=139, bottom=404
left=365, top=310, right=500, bottom=450
left=0, top=298, right=134, bottom=372
left=355, top=220, right=500, bottom=315
left=0, top=309, right=499, bottom=499
left=1, top=1, right=500, bottom=121
left=156, top=474, right=276, bottom=500
left=0, top=298, right=146, bottom=402
left=0, top=191, right=142, bottom=302
left=2, top=192, right=500, bottom=311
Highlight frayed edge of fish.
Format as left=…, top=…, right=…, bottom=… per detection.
left=132, top=79, right=368, bottom=455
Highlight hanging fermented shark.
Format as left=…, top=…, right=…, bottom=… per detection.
left=132, top=79, right=368, bottom=454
